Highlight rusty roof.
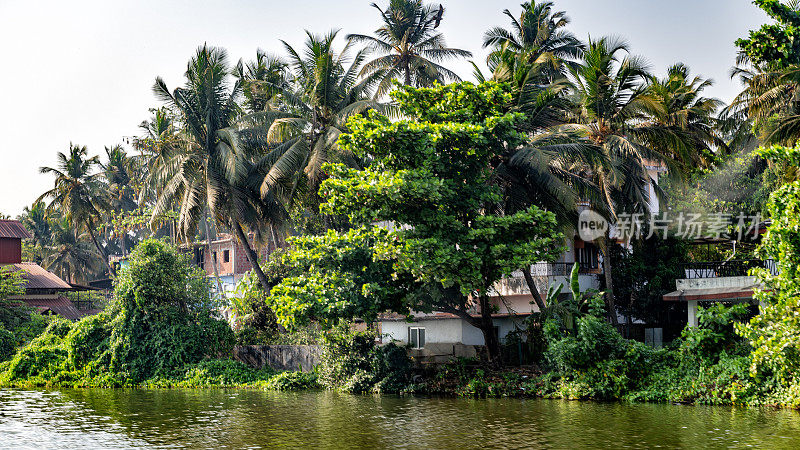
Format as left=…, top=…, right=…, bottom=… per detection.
left=6, top=262, right=72, bottom=290
left=0, top=220, right=32, bottom=239
left=17, top=294, right=97, bottom=321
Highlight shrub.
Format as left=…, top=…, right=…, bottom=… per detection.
left=318, top=326, right=412, bottom=393
left=0, top=325, right=15, bottom=362
left=263, top=371, right=319, bottom=390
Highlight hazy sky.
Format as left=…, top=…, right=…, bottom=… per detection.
left=0, top=0, right=770, bottom=216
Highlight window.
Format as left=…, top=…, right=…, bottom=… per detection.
left=195, top=248, right=205, bottom=270
left=576, top=243, right=599, bottom=270
left=223, top=249, right=230, bottom=263
left=408, top=327, right=425, bottom=349
left=212, top=251, right=218, bottom=264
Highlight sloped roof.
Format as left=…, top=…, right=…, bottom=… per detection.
left=0, top=220, right=32, bottom=239
left=18, top=295, right=93, bottom=321
left=7, top=262, right=72, bottom=290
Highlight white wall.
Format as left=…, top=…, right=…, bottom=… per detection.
left=382, top=317, right=525, bottom=346
left=382, top=319, right=464, bottom=345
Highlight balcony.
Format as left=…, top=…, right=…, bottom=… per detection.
left=491, top=262, right=601, bottom=300
left=682, top=259, right=778, bottom=279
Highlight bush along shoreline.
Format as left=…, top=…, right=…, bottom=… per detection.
left=2, top=232, right=800, bottom=407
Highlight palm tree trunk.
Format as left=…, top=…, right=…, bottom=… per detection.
left=85, top=219, right=115, bottom=279
left=522, top=266, right=546, bottom=311
left=600, top=236, right=619, bottom=326
left=404, top=59, right=412, bottom=85
left=232, top=221, right=273, bottom=294
left=202, top=211, right=226, bottom=297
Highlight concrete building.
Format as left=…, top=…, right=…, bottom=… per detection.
left=663, top=259, right=776, bottom=327
left=186, top=233, right=276, bottom=297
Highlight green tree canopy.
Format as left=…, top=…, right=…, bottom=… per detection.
left=267, top=82, right=563, bottom=361
left=737, top=0, right=800, bottom=67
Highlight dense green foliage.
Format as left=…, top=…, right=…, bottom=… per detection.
left=737, top=145, right=800, bottom=387
left=317, top=326, right=412, bottom=394
left=736, top=0, right=800, bottom=67
left=268, top=82, right=562, bottom=360
left=0, top=266, right=49, bottom=361
left=0, top=240, right=237, bottom=386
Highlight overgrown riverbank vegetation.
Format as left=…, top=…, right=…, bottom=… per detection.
left=6, top=0, right=800, bottom=407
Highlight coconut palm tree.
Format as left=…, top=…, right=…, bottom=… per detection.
left=645, top=63, right=726, bottom=170
left=42, top=215, right=100, bottom=284
left=19, top=201, right=52, bottom=251
left=38, top=144, right=114, bottom=277
left=346, top=0, right=472, bottom=97
left=564, top=37, right=687, bottom=323
left=233, top=50, right=289, bottom=113
left=150, top=44, right=279, bottom=293
left=481, top=1, right=583, bottom=86
left=251, top=30, right=383, bottom=210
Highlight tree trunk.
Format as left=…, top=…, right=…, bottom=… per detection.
left=202, top=211, right=225, bottom=297
left=86, top=219, right=115, bottom=279
left=479, top=294, right=501, bottom=363
left=522, top=267, right=546, bottom=311
left=404, top=59, right=412, bottom=85
left=600, top=237, right=619, bottom=326
left=233, top=221, right=273, bottom=294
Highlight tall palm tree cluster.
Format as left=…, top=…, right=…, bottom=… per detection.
left=20, top=0, right=737, bottom=313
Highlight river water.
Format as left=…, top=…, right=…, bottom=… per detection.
left=2, top=389, right=800, bottom=449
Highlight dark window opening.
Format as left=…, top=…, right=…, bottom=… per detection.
left=223, top=249, right=230, bottom=263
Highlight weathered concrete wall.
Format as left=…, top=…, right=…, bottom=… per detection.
left=233, top=345, right=321, bottom=372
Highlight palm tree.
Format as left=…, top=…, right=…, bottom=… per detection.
left=233, top=50, right=289, bottom=113
left=252, top=30, right=383, bottom=210
left=481, top=1, right=583, bottom=86
left=42, top=215, right=100, bottom=284
left=564, top=37, right=688, bottom=323
left=150, top=44, right=277, bottom=293
left=100, top=145, right=141, bottom=256
left=347, top=0, right=472, bottom=97
left=19, top=201, right=51, bottom=251
left=38, top=144, right=114, bottom=278
left=645, top=63, right=726, bottom=170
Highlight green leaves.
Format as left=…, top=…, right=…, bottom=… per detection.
left=267, top=81, right=563, bottom=328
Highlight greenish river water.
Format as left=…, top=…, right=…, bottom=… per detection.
left=3, top=389, right=800, bottom=448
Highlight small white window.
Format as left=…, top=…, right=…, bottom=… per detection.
left=408, top=327, right=425, bottom=349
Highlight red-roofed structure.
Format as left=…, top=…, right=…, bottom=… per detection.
left=1, top=219, right=100, bottom=320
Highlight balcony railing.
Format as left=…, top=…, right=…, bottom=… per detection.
left=683, top=259, right=778, bottom=279
left=530, top=261, right=599, bottom=277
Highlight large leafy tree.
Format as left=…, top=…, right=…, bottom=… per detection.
left=268, top=82, right=562, bottom=361
left=150, top=45, right=277, bottom=293
left=38, top=144, right=114, bottom=277
left=736, top=0, right=800, bottom=68
left=346, top=0, right=472, bottom=97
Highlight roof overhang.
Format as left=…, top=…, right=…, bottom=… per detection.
left=663, top=286, right=764, bottom=302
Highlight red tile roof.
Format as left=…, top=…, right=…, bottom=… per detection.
left=6, top=262, right=72, bottom=290
left=18, top=295, right=93, bottom=321
left=0, top=220, right=32, bottom=239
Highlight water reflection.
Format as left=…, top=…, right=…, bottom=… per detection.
left=2, top=388, right=800, bottom=448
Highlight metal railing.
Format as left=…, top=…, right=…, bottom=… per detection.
left=530, top=261, right=599, bottom=277
left=683, top=259, right=778, bottom=279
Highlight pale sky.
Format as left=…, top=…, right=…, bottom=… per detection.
left=0, top=0, right=769, bottom=216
